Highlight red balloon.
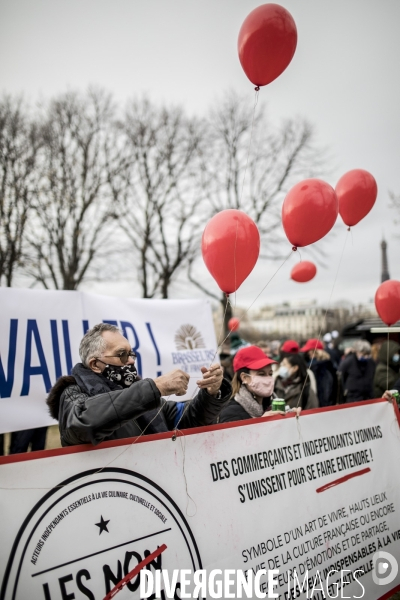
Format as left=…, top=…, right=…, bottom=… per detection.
left=238, top=4, right=297, bottom=87
left=282, top=179, right=339, bottom=248
left=202, top=210, right=260, bottom=294
left=291, top=261, right=317, bottom=283
left=375, top=280, right=400, bottom=326
left=336, top=169, right=378, bottom=227
left=228, top=317, right=240, bottom=332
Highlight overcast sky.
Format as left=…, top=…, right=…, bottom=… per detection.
left=1, top=0, right=399, bottom=311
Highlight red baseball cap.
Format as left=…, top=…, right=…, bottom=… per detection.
left=233, top=346, right=277, bottom=372
left=300, top=338, right=324, bottom=352
left=281, top=340, right=299, bottom=354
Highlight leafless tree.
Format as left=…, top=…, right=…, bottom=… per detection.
left=113, top=98, right=206, bottom=298
left=2, top=87, right=327, bottom=317
left=0, top=96, right=41, bottom=286
left=25, top=89, right=122, bottom=290
left=189, top=91, right=328, bottom=332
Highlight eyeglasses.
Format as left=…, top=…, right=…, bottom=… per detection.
left=102, top=350, right=137, bottom=365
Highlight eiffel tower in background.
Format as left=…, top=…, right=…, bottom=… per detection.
left=381, top=238, right=390, bottom=283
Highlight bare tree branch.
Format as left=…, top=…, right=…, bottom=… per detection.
left=24, top=88, right=123, bottom=290
left=113, top=97, right=207, bottom=298
left=0, top=95, right=41, bottom=286
left=193, top=90, right=329, bottom=331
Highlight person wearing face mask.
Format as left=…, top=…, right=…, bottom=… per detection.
left=279, top=340, right=318, bottom=397
left=217, top=346, right=286, bottom=423
left=338, top=340, right=376, bottom=402
left=275, top=354, right=318, bottom=410
left=373, top=340, right=400, bottom=399
left=46, top=323, right=231, bottom=447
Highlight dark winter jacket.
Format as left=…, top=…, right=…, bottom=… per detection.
left=47, top=363, right=231, bottom=447
left=217, top=393, right=275, bottom=424
left=373, top=341, right=400, bottom=398
left=274, top=376, right=318, bottom=410
left=338, top=353, right=375, bottom=402
left=325, top=346, right=342, bottom=370
left=308, top=350, right=338, bottom=407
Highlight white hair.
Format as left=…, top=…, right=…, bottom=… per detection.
left=79, top=323, right=121, bottom=367
left=353, top=339, right=371, bottom=355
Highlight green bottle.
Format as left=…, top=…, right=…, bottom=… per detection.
left=271, top=398, right=286, bottom=412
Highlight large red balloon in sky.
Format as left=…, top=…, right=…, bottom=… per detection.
left=238, top=3, right=297, bottom=87
left=202, top=210, right=260, bottom=294
left=336, top=169, right=377, bottom=227
left=291, top=261, right=317, bottom=283
left=375, top=280, right=400, bottom=326
left=282, top=179, right=339, bottom=248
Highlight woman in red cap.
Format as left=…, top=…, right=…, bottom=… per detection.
left=217, top=346, right=283, bottom=423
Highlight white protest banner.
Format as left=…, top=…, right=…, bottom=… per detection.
left=1, top=400, right=400, bottom=600
left=0, top=288, right=218, bottom=434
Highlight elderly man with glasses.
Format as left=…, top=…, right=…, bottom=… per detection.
left=47, top=323, right=230, bottom=447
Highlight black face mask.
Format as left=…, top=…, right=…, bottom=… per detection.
left=101, top=363, right=138, bottom=388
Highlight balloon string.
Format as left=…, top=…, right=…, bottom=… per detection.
left=174, top=250, right=295, bottom=434
left=241, top=249, right=293, bottom=317
left=296, top=229, right=350, bottom=409
left=178, top=430, right=197, bottom=517
left=387, top=331, right=390, bottom=392
left=173, top=385, right=203, bottom=436
left=238, top=88, right=259, bottom=209
left=217, top=294, right=230, bottom=348
left=209, top=249, right=294, bottom=363
left=234, top=220, right=239, bottom=304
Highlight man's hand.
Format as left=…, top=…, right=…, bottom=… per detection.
left=196, top=364, right=223, bottom=396
left=154, top=369, right=190, bottom=397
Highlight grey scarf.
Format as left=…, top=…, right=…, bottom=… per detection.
left=235, top=385, right=264, bottom=418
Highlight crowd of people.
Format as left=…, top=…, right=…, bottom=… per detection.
left=2, top=324, right=399, bottom=455
left=220, top=332, right=400, bottom=415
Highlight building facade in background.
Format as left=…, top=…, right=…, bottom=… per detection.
left=243, top=300, right=377, bottom=340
